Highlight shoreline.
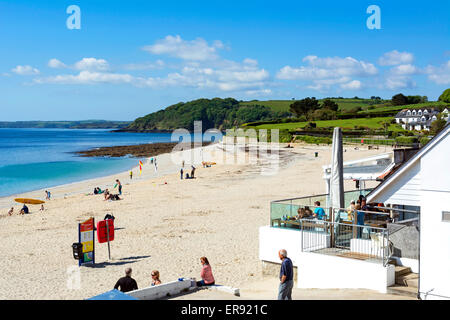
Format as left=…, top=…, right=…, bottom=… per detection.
left=0, top=143, right=392, bottom=299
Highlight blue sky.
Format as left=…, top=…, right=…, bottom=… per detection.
left=0, top=0, right=449, bottom=121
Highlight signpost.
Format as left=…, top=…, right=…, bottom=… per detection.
left=97, top=219, right=114, bottom=260
left=78, top=218, right=95, bottom=266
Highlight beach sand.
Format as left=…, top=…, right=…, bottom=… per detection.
left=0, top=142, right=394, bottom=299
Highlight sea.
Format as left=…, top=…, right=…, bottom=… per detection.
left=0, top=128, right=186, bottom=197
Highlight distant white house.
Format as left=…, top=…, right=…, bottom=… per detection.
left=367, top=124, right=450, bottom=300
left=395, top=108, right=440, bottom=131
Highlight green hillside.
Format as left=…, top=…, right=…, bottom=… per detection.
left=123, top=98, right=290, bottom=132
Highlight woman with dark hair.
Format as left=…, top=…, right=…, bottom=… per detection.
left=196, top=257, right=215, bottom=287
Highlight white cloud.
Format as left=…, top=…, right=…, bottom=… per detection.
left=277, top=55, right=375, bottom=91
left=340, top=80, right=362, bottom=90
left=74, top=58, right=109, bottom=71
left=123, top=60, right=165, bottom=70
left=277, top=56, right=377, bottom=81
left=378, top=50, right=414, bottom=66
left=389, top=64, right=420, bottom=76
left=48, top=58, right=67, bottom=69
left=11, top=65, right=40, bottom=75
left=425, top=60, right=450, bottom=85
left=385, top=76, right=416, bottom=90
left=142, top=35, right=223, bottom=61
left=34, top=70, right=134, bottom=85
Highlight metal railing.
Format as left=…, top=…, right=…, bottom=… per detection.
left=270, top=189, right=373, bottom=223
left=298, top=218, right=391, bottom=266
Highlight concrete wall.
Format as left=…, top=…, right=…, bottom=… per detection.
left=127, top=279, right=193, bottom=300
left=296, top=252, right=395, bottom=293
left=259, top=226, right=330, bottom=266
left=387, top=224, right=419, bottom=259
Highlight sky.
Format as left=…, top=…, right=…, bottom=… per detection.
left=0, top=0, right=449, bottom=121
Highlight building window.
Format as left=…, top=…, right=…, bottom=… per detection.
left=418, top=110, right=422, bottom=115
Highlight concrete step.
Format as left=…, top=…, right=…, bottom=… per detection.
left=388, top=258, right=398, bottom=266
left=395, top=273, right=419, bottom=288
left=387, top=285, right=418, bottom=299
left=395, top=266, right=412, bottom=277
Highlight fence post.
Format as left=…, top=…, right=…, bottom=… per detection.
left=329, top=207, right=334, bottom=248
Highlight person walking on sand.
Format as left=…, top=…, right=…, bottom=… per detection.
left=278, top=249, right=293, bottom=300
left=129, top=170, right=133, bottom=180
left=45, top=190, right=51, bottom=200
left=114, top=268, right=138, bottom=293
left=116, top=179, right=122, bottom=195
left=180, top=167, right=184, bottom=180
left=154, top=157, right=158, bottom=173
left=196, top=257, right=215, bottom=287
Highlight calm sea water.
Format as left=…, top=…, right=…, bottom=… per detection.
left=0, top=128, right=177, bottom=197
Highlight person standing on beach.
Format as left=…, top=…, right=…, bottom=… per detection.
left=278, top=249, right=293, bottom=300
left=129, top=170, right=133, bottom=180
left=191, top=165, right=196, bottom=178
left=116, top=179, right=122, bottom=195
left=114, top=268, right=138, bottom=293
left=180, top=167, right=184, bottom=180
left=154, top=157, right=158, bottom=173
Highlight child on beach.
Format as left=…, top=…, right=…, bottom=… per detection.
left=196, top=257, right=215, bottom=287
left=8, top=207, right=13, bottom=216
left=116, top=179, right=122, bottom=195
left=151, top=270, right=161, bottom=286
left=39, top=204, right=44, bottom=212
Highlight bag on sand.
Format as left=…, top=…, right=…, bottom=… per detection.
left=104, top=213, right=115, bottom=220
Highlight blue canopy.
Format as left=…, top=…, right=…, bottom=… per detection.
left=87, top=289, right=139, bottom=300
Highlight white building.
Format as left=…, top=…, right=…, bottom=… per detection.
left=395, top=108, right=440, bottom=131
left=367, top=124, right=450, bottom=300
left=259, top=124, right=450, bottom=298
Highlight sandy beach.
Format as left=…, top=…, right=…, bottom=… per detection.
left=0, top=142, right=393, bottom=299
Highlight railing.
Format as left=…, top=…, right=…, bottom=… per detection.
left=270, top=189, right=373, bottom=224
left=298, top=218, right=391, bottom=266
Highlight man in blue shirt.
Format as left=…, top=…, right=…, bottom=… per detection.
left=313, top=201, right=326, bottom=220
left=278, top=249, right=294, bottom=300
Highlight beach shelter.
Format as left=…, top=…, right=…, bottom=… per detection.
left=87, top=289, right=139, bottom=300
left=329, top=127, right=344, bottom=222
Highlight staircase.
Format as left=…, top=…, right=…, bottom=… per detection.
left=387, top=262, right=419, bottom=298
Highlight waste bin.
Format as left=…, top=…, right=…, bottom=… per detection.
left=72, top=243, right=83, bottom=260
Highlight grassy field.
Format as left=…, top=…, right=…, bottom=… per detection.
left=244, top=116, right=402, bottom=131
left=239, top=98, right=389, bottom=113
left=362, top=101, right=449, bottom=114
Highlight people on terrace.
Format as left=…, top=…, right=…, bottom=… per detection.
left=313, top=201, right=326, bottom=220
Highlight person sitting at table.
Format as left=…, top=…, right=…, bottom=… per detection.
left=347, top=200, right=356, bottom=220
left=304, top=206, right=313, bottom=217
left=313, top=201, right=326, bottom=220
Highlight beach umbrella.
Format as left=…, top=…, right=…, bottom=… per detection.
left=86, top=289, right=139, bottom=300
left=14, top=198, right=45, bottom=205
left=330, top=127, right=344, bottom=222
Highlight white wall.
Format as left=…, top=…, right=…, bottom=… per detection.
left=419, top=132, right=450, bottom=299
left=259, top=226, right=330, bottom=266
left=297, top=252, right=395, bottom=293
left=368, top=160, right=421, bottom=206
left=127, top=279, right=193, bottom=300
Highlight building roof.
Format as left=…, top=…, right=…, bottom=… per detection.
left=367, top=124, right=450, bottom=202
left=395, top=108, right=439, bottom=118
